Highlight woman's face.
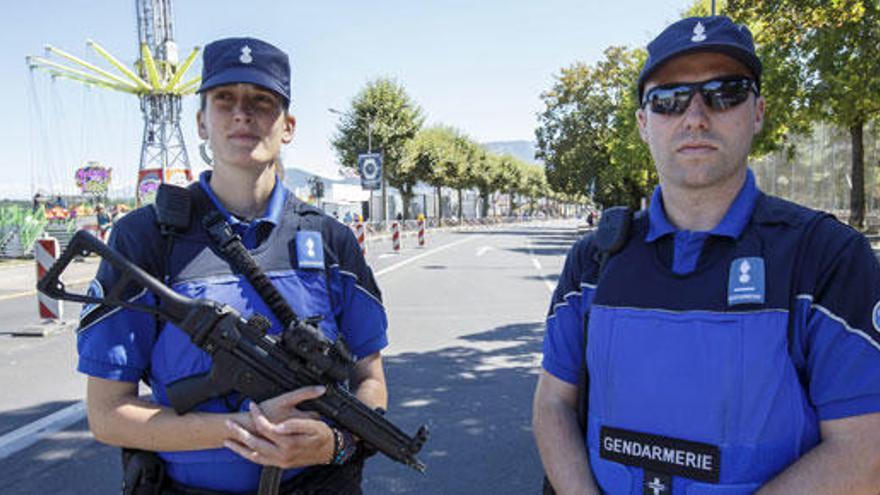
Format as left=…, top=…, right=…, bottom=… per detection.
left=197, top=83, right=295, bottom=171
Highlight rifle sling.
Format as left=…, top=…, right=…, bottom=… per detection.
left=150, top=185, right=356, bottom=495
left=199, top=208, right=306, bottom=495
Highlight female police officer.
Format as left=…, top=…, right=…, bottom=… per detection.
left=77, top=37, right=388, bottom=494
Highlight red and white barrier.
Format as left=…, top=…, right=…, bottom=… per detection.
left=35, top=236, right=62, bottom=320
left=417, top=218, right=426, bottom=247
left=355, top=221, right=366, bottom=254
left=391, top=222, right=401, bottom=252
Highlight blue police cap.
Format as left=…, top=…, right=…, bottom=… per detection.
left=638, top=16, right=762, bottom=102
left=197, top=37, right=291, bottom=105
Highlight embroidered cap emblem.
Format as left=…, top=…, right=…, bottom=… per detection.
left=306, top=237, right=316, bottom=258
left=691, top=21, right=707, bottom=42
left=239, top=45, right=253, bottom=64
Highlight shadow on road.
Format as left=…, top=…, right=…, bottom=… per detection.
left=364, top=322, right=546, bottom=494
left=0, top=400, right=79, bottom=437
left=523, top=273, right=561, bottom=285
left=506, top=230, right=579, bottom=258
left=1, top=418, right=120, bottom=495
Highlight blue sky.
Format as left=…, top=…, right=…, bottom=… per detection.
left=4, top=0, right=695, bottom=199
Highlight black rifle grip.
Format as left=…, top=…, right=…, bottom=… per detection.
left=166, top=373, right=230, bottom=415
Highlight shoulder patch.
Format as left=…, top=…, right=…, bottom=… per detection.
left=296, top=230, right=325, bottom=269
left=728, top=257, right=765, bottom=306
left=80, top=279, right=104, bottom=320
left=873, top=300, right=880, bottom=333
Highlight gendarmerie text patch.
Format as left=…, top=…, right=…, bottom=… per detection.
left=600, top=426, right=720, bottom=483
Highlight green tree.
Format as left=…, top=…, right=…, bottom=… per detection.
left=443, top=131, right=481, bottom=222
left=399, top=125, right=469, bottom=224
left=536, top=46, right=654, bottom=208
left=522, top=164, right=549, bottom=213
left=725, top=0, right=880, bottom=228
left=487, top=154, right=515, bottom=217
left=498, top=155, right=526, bottom=214
left=331, top=77, right=424, bottom=219
left=472, top=152, right=502, bottom=218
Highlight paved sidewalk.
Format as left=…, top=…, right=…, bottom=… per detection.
left=0, top=256, right=100, bottom=300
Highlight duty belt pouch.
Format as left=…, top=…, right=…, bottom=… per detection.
left=121, top=448, right=166, bottom=495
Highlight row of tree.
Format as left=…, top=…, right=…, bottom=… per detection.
left=330, top=78, right=558, bottom=221
left=534, top=0, right=879, bottom=228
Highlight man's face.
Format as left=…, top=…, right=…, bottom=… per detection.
left=197, top=83, right=295, bottom=170
left=636, top=52, right=764, bottom=193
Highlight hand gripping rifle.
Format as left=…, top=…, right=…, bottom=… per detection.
left=38, top=231, right=429, bottom=476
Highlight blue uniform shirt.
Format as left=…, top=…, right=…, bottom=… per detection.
left=543, top=170, right=880, bottom=492
left=199, top=171, right=287, bottom=249
left=77, top=177, right=388, bottom=491
left=646, top=170, right=759, bottom=275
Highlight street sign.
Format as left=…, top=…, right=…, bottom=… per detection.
left=358, top=152, right=382, bottom=190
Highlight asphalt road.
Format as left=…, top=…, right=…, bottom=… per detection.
left=0, top=220, right=579, bottom=494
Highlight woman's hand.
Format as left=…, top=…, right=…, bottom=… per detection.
left=223, top=386, right=335, bottom=469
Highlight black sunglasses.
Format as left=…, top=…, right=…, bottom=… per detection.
left=642, top=77, right=759, bottom=115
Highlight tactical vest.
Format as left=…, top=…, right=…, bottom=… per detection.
left=584, top=200, right=825, bottom=494
left=150, top=186, right=341, bottom=492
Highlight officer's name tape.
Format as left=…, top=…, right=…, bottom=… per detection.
left=599, top=426, right=720, bottom=483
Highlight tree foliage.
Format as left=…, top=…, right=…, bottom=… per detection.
left=331, top=78, right=425, bottom=205
left=400, top=126, right=545, bottom=219
left=724, top=0, right=880, bottom=227
left=334, top=79, right=568, bottom=220
left=535, top=46, right=654, bottom=208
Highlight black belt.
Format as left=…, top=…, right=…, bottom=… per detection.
left=162, top=456, right=366, bottom=495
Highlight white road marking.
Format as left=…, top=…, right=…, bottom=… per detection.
left=375, top=236, right=477, bottom=278
left=0, top=402, right=86, bottom=459
left=527, top=238, right=556, bottom=294
left=476, top=246, right=493, bottom=257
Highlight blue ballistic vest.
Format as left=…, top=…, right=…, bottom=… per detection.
left=151, top=196, right=343, bottom=490
left=584, top=203, right=821, bottom=494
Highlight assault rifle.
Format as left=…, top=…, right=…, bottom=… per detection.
left=38, top=230, right=428, bottom=473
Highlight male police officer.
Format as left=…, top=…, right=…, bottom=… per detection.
left=533, top=16, right=880, bottom=494
left=78, top=38, right=388, bottom=493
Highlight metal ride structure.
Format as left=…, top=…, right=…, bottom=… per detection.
left=26, top=0, right=200, bottom=205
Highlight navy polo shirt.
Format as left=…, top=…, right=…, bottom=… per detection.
left=647, top=169, right=758, bottom=274
left=199, top=171, right=287, bottom=249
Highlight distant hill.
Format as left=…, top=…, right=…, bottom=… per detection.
left=481, top=140, right=544, bottom=167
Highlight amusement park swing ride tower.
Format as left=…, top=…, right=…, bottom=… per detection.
left=26, top=0, right=200, bottom=205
